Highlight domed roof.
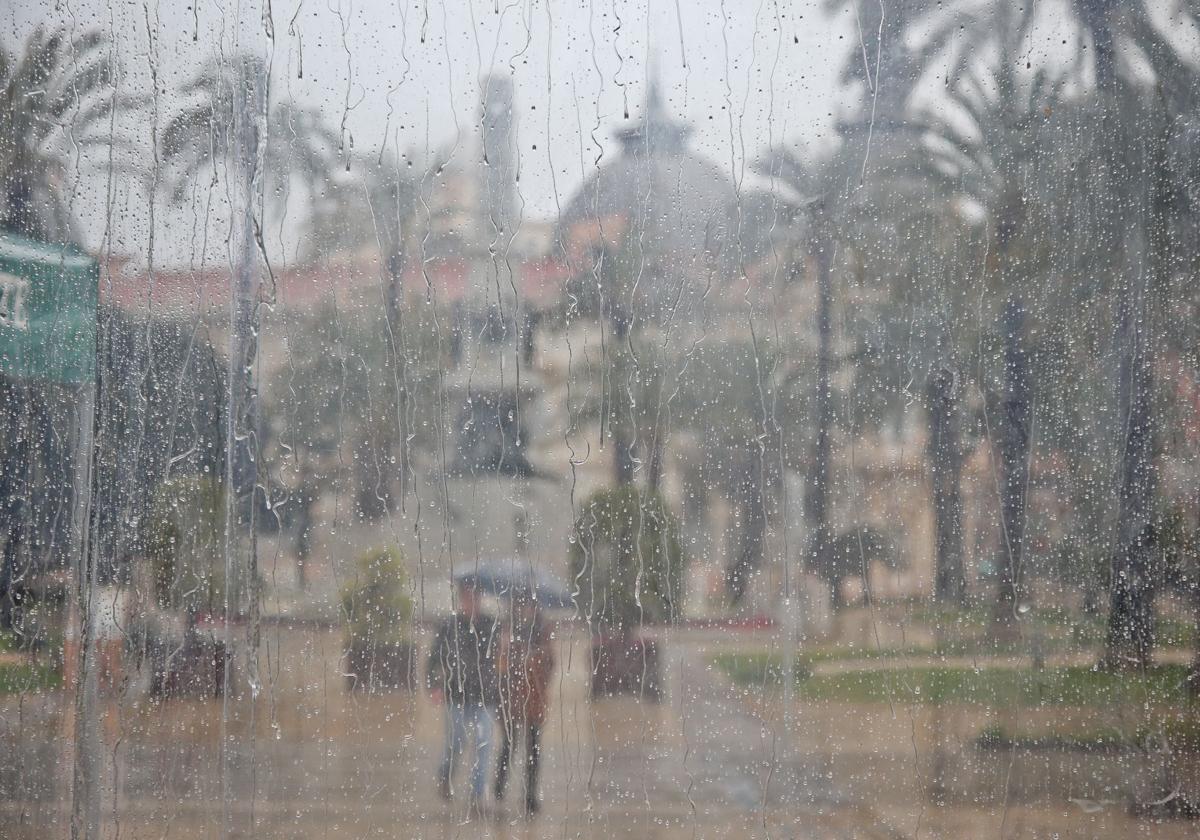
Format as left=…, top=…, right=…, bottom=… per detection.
left=558, top=85, right=736, bottom=320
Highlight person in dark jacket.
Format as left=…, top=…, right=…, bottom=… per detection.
left=494, top=592, right=555, bottom=815
left=427, top=579, right=499, bottom=807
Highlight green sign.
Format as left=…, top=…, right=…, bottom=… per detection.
left=0, top=232, right=98, bottom=384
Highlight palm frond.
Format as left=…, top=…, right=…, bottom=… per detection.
left=0, top=25, right=130, bottom=239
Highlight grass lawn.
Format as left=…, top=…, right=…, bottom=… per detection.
left=978, top=716, right=1200, bottom=752
left=0, top=661, right=62, bottom=694
left=714, top=653, right=1194, bottom=707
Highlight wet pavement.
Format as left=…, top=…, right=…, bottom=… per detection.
left=1, top=625, right=1196, bottom=838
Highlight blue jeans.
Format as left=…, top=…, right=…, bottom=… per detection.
left=438, top=702, right=494, bottom=800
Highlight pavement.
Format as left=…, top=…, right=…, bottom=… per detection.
left=2, top=623, right=1198, bottom=838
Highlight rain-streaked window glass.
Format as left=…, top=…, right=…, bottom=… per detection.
left=4, top=1, right=1200, bottom=837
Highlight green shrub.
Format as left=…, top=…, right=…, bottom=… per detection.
left=711, top=652, right=812, bottom=687
left=796, top=664, right=1192, bottom=706
left=144, top=476, right=229, bottom=615
left=342, top=547, right=413, bottom=645
left=714, top=656, right=1196, bottom=708
left=0, top=661, right=61, bottom=694
left=567, top=486, right=684, bottom=633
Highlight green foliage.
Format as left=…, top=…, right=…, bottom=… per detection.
left=799, top=665, right=1191, bottom=707
left=262, top=300, right=442, bottom=522
left=713, top=647, right=947, bottom=688
left=567, top=486, right=684, bottom=632
left=815, top=526, right=899, bottom=588
left=974, top=723, right=1130, bottom=752
left=304, top=151, right=419, bottom=262
left=711, top=652, right=812, bottom=687
left=716, top=653, right=1195, bottom=707
left=160, top=53, right=338, bottom=208
left=976, top=718, right=1200, bottom=754
left=341, top=547, right=413, bottom=645
left=94, top=310, right=226, bottom=567
left=144, top=476, right=228, bottom=615
left=1, top=26, right=129, bottom=239
left=0, top=661, right=61, bottom=694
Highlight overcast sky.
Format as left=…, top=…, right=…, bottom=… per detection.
left=10, top=1, right=1198, bottom=265
left=8, top=0, right=863, bottom=264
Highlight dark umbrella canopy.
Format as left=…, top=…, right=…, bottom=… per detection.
left=455, top=559, right=573, bottom=609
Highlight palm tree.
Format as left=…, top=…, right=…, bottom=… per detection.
left=0, top=26, right=127, bottom=240
left=755, top=117, right=968, bottom=607
left=1069, top=0, right=1181, bottom=671
left=160, top=52, right=340, bottom=622
left=304, top=150, right=420, bottom=321
left=160, top=54, right=339, bottom=235
left=672, top=338, right=801, bottom=604
left=893, top=0, right=1198, bottom=658
left=893, top=0, right=1081, bottom=627
left=926, top=368, right=965, bottom=605
left=957, top=0, right=1197, bottom=668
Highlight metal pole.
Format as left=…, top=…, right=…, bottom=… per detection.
left=809, top=202, right=833, bottom=602
left=69, top=380, right=100, bottom=840
left=780, top=591, right=799, bottom=772
left=222, top=51, right=265, bottom=837
left=783, top=198, right=833, bottom=799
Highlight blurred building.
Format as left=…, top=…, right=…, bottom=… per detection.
left=101, top=79, right=953, bottom=620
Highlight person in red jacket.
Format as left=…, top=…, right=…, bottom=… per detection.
left=493, top=591, right=554, bottom=815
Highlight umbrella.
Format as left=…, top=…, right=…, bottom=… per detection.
left=454, top=560, right=574, bottom=609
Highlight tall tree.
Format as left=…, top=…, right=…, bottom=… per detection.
left=673, top=339, right=800, bottom=605
left=926, top=368, right=965, bottom=604
left=808, top=200, right=835, bottom=600
left=995, top=299, right=1032, bottom=626
left=0, top=26, right=127, bottom=240
left=899, top=0, right=1197, bottom=653
left=160, top=56, right=337, bottom=211
left=161, top=52, right=340, bottom=609
left=1064, top=0, right=1174, bottom=670
left=92, top=310, right=226, bottom=576
left=304, top=151, right=420, bottom=314
left=902, top=1, right=1077, bottom=625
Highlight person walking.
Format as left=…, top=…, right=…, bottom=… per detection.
left=427, top=578, right=499, bottom=812
left=494, top=591, right=555, bottom=816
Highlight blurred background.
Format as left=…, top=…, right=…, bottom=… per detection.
left=1, top=0, right=1200, bottom=837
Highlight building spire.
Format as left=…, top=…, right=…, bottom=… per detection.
left=616, top=68, right=690, bottom=156
left=479, top=73, right=516, bottom=233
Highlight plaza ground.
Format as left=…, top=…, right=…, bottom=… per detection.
left=3, top=616, right=1198, bottom=838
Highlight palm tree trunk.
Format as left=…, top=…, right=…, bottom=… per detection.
left=807, top=209, right=834, bottom=591
left=1100, top=90, right=1165, bottom=670
left=1101, top=304, right=1157, bottom=669
left=1074, top=0, right=1162, bottom=672
left=1189, top=579, right=1200, bottom=696
left=993, top=298, right=1030, bottom=631
left=646, top=433, right=664, bottom=493
left=726, top=451, right=766, bottom=604
left=384, top=254, right=409, bottom=500
left=927, top=369, right=965, bottom=605
left=2, top=174, right=38, bottom=239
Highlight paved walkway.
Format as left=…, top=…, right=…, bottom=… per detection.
left=3, top=625, right=1197, bottom=838
left=0, top=626, right=890, bottom=839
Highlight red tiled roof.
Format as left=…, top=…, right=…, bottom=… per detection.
left=103, top=251, right=573, bottom=316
